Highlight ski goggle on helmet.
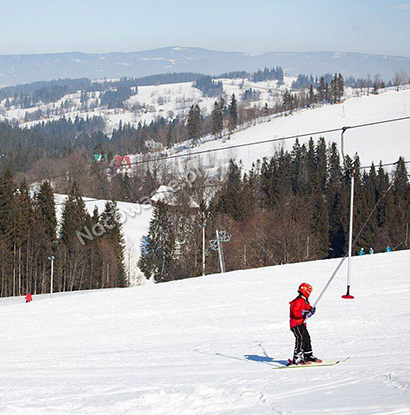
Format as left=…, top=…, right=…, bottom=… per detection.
left=298, top=283, right=312, bottom=298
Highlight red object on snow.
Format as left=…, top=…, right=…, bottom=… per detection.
left=289, top=296, right=312, bottom=329
left=25, top=292, right=32, bottom=303
left=342, top=286, right=354, bottom=299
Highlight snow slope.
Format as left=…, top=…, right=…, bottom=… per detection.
left=54, top=195, right=153, bottom=285
left=1, top=250, right=409, bottom=414
left=0, top=77, right=295, bottom=132
left=184, top=88, right=410, bottom=171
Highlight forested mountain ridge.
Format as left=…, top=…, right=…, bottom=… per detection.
left=1, top=47, right=410, bottom=86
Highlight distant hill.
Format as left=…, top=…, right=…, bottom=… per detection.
left=1, top=46, right=409, bottom=86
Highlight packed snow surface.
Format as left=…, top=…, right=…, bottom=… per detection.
left=1, top=250, right=409, bottom=414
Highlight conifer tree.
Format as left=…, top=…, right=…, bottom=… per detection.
left=0, top=170, right=16, bottom=241
left=139, top=201, right=176, bottom=282
left=389, top=158, right=410, bottom=248
left=13, top=180, right=33, bottom=295
left=275, top=148, right=293, bottom=202
left=316, top=137, right=327, bottom=192
left=337, top=73, right=345, bottom=101
left=166, top=124, right=174, bottom=148
left=290, top=139, right=308, bottom=196
left=171, top=208, right=202, bottom=279
left=306, top=138, right=316, bottom=178
left=359, top=164, right=379, bottom=248
left=326, top=143, right=345, bottom=257
left=228, top=94, right=238, bottom=133
left=304, top=139, right=329, bottom=258
left=36, top=181, right=57, bottom=244
left=317, top=77, right=326, bottom=102
left=59, top=182, right=89, bottom=291
left=276, top=66, right=284, bottom=85
left=0, top=170, right=17, bottom=295
left=100, top=201, right=126, bottom=287
left=282, top=90, right=293, bottom=112
left=260, top=157, right=279, bottom=208
left=187, top=104, right=201, bottom=144
left=216, top=160, right=249, bottom=221
left=211, top=97, right=224, bottom=138
left=140, top=168, right=159, bottom=200
left=308, top=85, right=315, bottom=105
left=376, top=163, right=392, bottom=229
left=60, top=182, right=87, bottom=245
left=122, top=173, right=133, bottom=202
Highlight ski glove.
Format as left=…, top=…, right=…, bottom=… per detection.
left=307, top=307, right=316, bottom=318
left=302, top=307, right=316, bottom=318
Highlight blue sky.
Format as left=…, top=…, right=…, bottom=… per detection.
left=1, top=0, right=409, bottom=56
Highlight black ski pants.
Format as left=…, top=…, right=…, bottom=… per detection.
left=291, top=323, right=313, bottom=359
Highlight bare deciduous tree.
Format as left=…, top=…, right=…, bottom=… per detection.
left=393, top=70, right=407, bottom=91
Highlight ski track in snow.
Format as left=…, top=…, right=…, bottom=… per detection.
left=1, top=251, right=410, bottom=414
left=383, top=374, right=410, bottom=392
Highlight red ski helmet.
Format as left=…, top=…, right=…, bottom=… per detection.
left=298, top=283, right=312, bottom=298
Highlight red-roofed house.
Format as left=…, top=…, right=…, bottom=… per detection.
left=110, top=154, right=139, bottom=177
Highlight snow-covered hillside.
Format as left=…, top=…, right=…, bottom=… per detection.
left=182, top=88, right=410, bottom=171
left=1, top=250, right=409, bottom=414
left=54, top=195, right=153, bottom=285
left=2, top=76, right=408, bottom=173
left=0, top=77, right=294, bottom=132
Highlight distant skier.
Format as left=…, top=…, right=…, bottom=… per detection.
left=358, top=247, right=365, bottom=256
left=369, top=247, right=374, bottom=254
left=25, top=292, right=32, bottom=303
left=386, top=246, right=392, bottom=252
left=289, top=283, right=321, bottom=365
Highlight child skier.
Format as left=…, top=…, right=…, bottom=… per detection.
left=289, top=283, right=321, bottom=365
left=25, top=292, right=32, bottom=303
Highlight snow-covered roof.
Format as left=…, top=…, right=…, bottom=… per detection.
left=151, top=185, right=176, bottom=204
left=151, top=185, right=199, bottom=208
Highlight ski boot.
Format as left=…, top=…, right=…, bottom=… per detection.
left=288, top=355, right=306, bottom=366
left=304, top=355, right=323, bottom=364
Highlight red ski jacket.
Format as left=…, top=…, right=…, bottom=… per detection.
left=289, top=295, right=312, bottom=329
left=25, top=293, right=32, bottom=303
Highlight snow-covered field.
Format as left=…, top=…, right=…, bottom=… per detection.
left=1, top=250, right=409, bottom=414
left=181, top=88, right=410, bottom=171
left=54, top=195, right=153, bottom=285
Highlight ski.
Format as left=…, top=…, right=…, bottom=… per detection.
left=272, top=357, right=350, bottom=370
